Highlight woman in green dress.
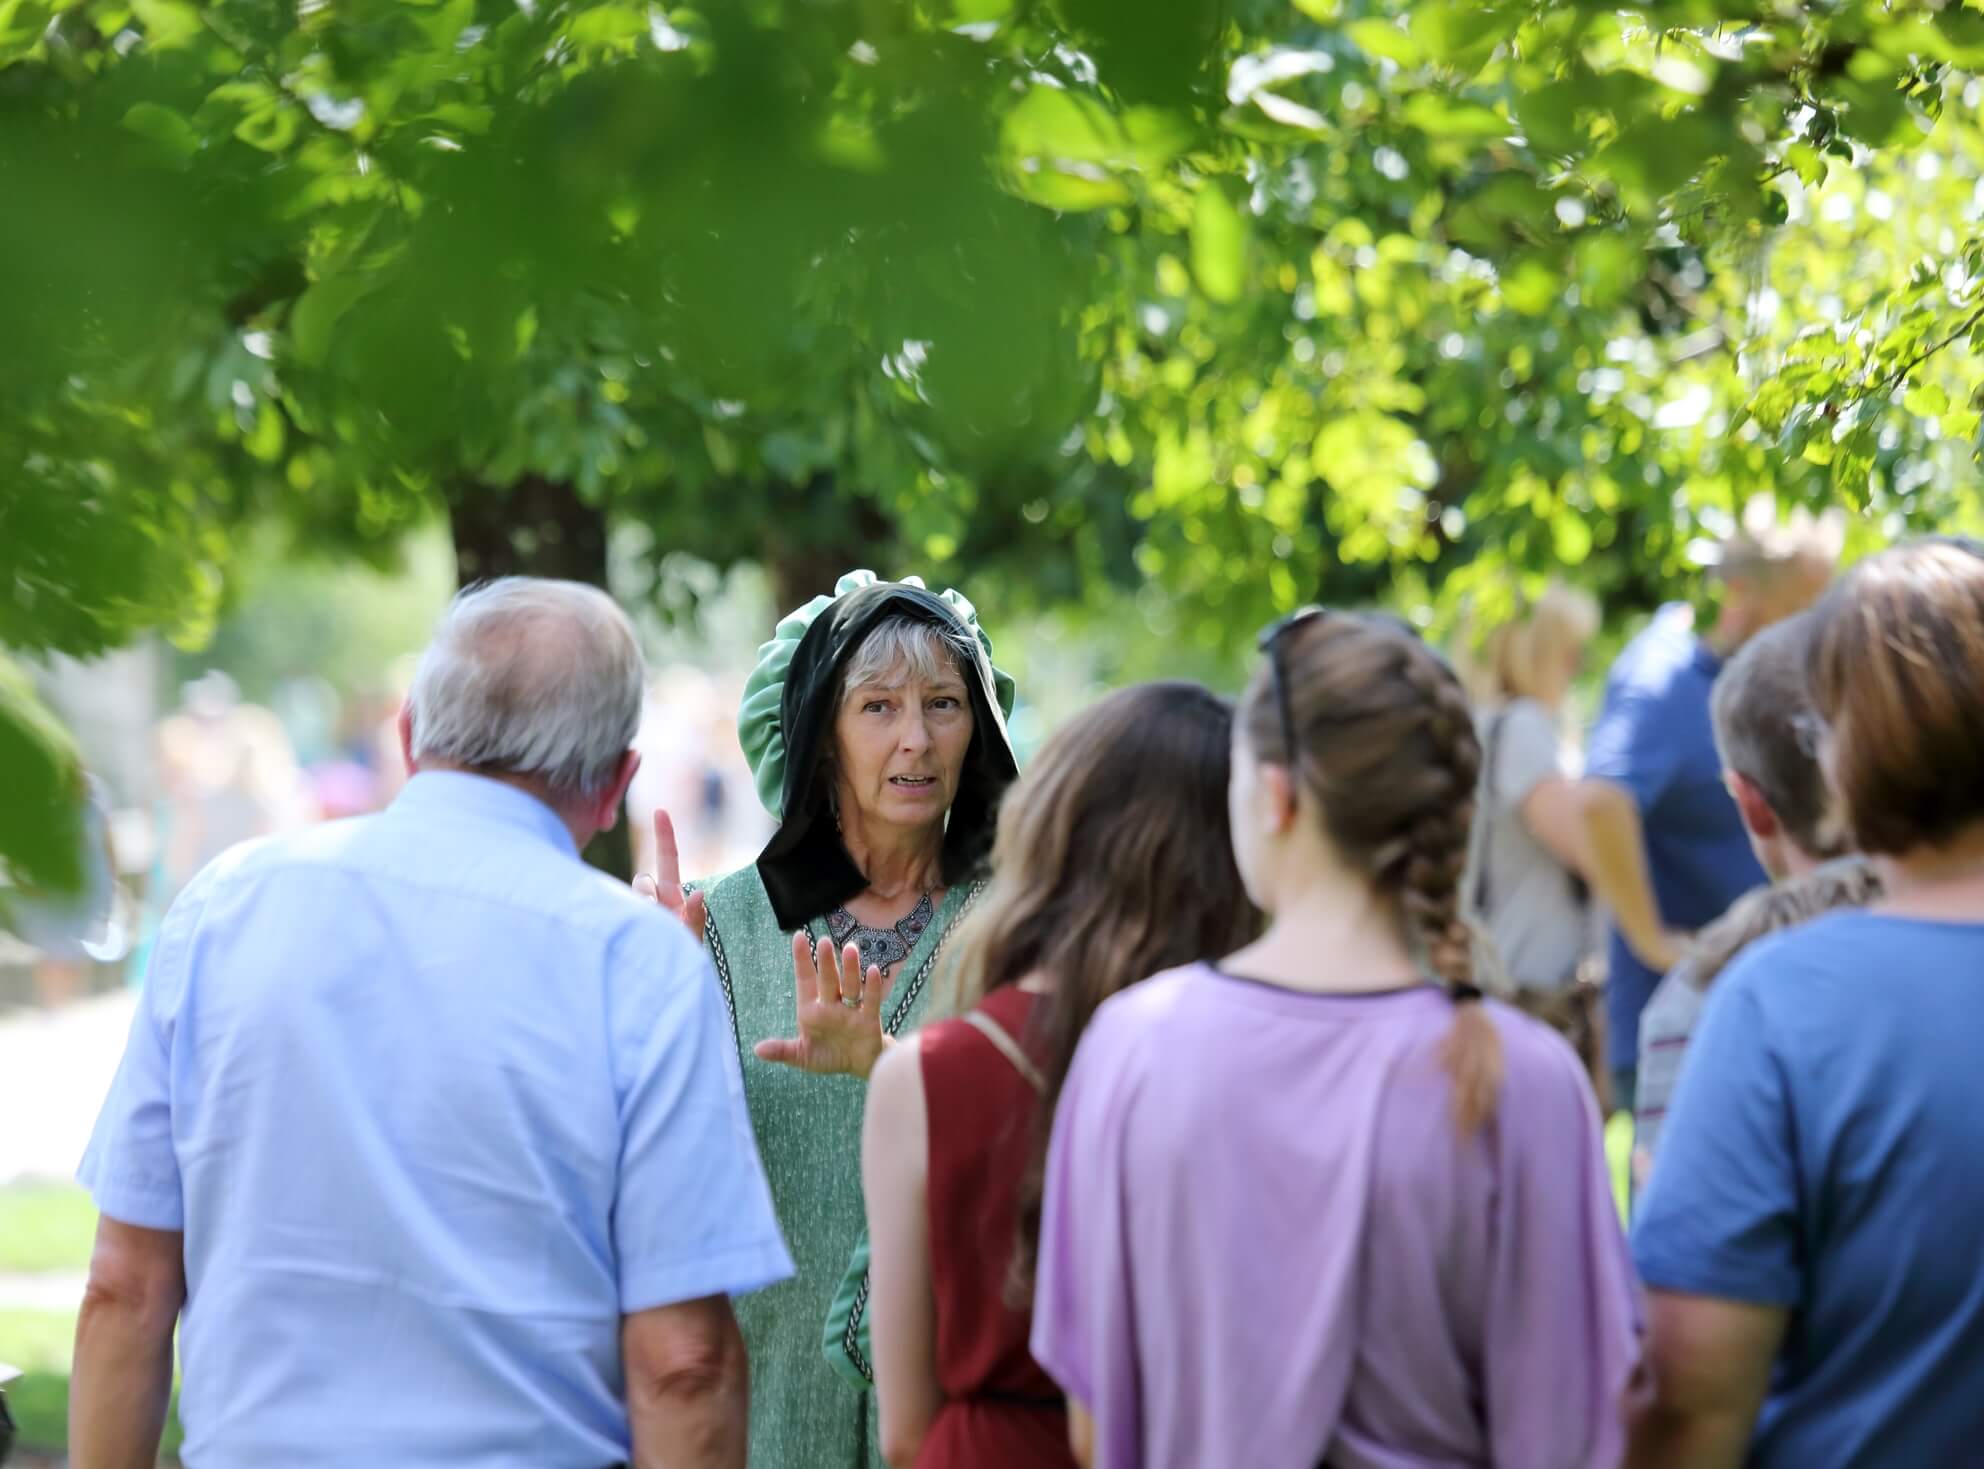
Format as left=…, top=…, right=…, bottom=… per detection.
left=640, top=571, right=1018, bottom=1469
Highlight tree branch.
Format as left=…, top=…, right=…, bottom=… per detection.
left=1870, top=304, right=1984, bottom=399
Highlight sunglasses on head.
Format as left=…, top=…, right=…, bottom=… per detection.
left=1257, top=606, right=1329, bottom=770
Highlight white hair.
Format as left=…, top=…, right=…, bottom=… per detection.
left=408, top=577, right=644, bottom=798
left=837, top=616, right=974, bottom=702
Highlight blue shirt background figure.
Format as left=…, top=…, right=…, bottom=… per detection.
left=1584, top=604, right=1764, bottom=1084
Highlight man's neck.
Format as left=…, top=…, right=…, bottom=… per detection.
left=415, top=761, right=595, bottom=850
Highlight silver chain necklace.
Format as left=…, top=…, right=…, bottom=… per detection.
left=827, top=892, right=935, bottom=973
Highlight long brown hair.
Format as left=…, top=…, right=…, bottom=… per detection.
left=948, top=681, right=1257, bottom=1295
left=1240, top=612, right=1504, bottom=1132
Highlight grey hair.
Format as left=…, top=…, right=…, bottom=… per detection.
left=408, top=577, right=644, bottom=798
left=1710, top=611, right=1846, bottom=859
left=836, top=615, right=975, bottom=703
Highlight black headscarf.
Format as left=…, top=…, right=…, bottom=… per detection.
left=756, top=581, right=1019, bottom=929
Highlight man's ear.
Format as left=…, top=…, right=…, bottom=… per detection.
left=1726, top=770, right=1780, bottom=843
left=593, top=749, right=642, bottom=832
left=396, top=702, right=417, bottom=776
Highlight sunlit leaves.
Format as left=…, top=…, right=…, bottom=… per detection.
left=1191, top=180, right=1250, bottom=303
left=1001, top=89, right=1148, bottom=209
left=129, top=0, right=202, bottom=50
left=11, top=0, right=1984, bottom=698
left=0, top=657, right=87, bottom=905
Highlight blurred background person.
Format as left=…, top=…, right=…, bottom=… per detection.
left=628, top=667, right=771, bottom=882
left=1574, top=503, right=1839, bottom=1114
left=1632, top=611, right=1878, bottom=1182
left=154, top=673, right=312, bottom=903
left=1629, top=538, right=1984, bottom=1469
left=1461, top=583, right=1610, bottom=1077
left=861, top=681, right=1255, bottom=1469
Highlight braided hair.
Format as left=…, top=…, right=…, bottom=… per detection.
left=1243, top=612, right=1505, bottom=1132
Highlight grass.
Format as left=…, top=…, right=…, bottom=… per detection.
left=0, top=1308, right=84, bottom=1451
left=0, top=1185, right=181, bottom=1460
left=0, top=1184, right=97, bottom=1275
left=0, top=1308, right=183, bottom=1459
left=1605, top=1109, right=1635, bottom=1223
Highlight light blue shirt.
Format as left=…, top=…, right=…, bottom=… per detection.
left=80, top=771, right=793, bottom=1467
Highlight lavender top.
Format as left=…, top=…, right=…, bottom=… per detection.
left=1032, top=965, right=1641, bottom=1469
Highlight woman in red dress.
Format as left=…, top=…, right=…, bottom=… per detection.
left=861, top=682, right=1256, bottom=1468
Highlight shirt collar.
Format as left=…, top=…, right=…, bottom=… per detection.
left=390, top=771, right=580, bottom=857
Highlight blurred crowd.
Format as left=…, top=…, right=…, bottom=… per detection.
left=2, top=662, right=768, bottom=1013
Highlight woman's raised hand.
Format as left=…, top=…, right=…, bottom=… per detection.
left=632, top=809, right=708, bottom=941
left=754, top=932, right=897, bottom=1079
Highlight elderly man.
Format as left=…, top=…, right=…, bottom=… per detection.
left=1570, top=507, right=1838, bottom=1113
left=71, top=578, right=792, bottom=1468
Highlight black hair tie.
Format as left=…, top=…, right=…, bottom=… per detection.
left=1448, top=980, right=1484, bottom=1005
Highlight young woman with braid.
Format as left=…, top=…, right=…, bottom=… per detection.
left=1030, top=611, right=1643, bottom=1469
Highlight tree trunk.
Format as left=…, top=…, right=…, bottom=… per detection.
left=762, top=477, right=897, bottom=613
left=447, top=478, right=633, bottom=881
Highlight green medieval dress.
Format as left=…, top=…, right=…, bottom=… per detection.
left=701, top=866, right=981, bottom=1469
left=701, top=571, right=1017, bottom=1469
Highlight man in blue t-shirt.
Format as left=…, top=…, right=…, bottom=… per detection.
left=1571, top=517, right=1834, bottom=1112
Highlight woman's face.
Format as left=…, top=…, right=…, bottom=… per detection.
left=832, top=659, right=975, bottom=836
left=1543, top=633, right=1587, bottom=708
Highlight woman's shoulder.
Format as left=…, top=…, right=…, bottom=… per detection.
left=1071, top=964, right=1217, bottom=1072
left=693, top=864, right=775, bottom=929
left=919, top=987, right=1040, bottom=1071
left=690, top=863, right=758, bottom=899
left=1479, top=997, right=1599, bottom=1112
left=1090, top=962, right=1209, bottom=1025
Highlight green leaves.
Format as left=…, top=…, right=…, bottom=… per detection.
left=122, top=102, right=202, bottom=163
left=7, top=0, right=1984, bottom=755
left=1399, top=93, right=1507, bottom=142
left=0, top=659, right=86, bottom=902
left=290, top=276, right=375, bottom=367
left=1001, top=87, right=1191, bottom=209
left=1191, top=180, right=1250, bottom=303
left=129, top=0, right=203, bottom=49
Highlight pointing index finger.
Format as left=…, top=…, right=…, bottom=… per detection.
left=652, top=808, right=683, bottom=890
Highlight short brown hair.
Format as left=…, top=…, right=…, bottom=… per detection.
left=1806, top=538, right=1984, bottom=855
left=1711, top=611, right=1845, bottom=860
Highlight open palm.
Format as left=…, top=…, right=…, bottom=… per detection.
left=754, top=933, right=896, bottom=1079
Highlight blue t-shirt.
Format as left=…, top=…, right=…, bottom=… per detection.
left=1585, top=605, right=1765, bottom=1067
left=1632, top=912, right=1984, bottom=1468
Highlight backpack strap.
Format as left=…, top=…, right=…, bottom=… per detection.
left=1473, top=708, right=1508, bottom=919
left=962, top=1009, right=1046, bottom=1094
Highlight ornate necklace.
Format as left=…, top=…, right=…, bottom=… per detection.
left=827, top=892, right=935, bottom=974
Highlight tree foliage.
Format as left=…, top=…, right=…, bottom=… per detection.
left=10, top=0, right=1984, bottom=882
